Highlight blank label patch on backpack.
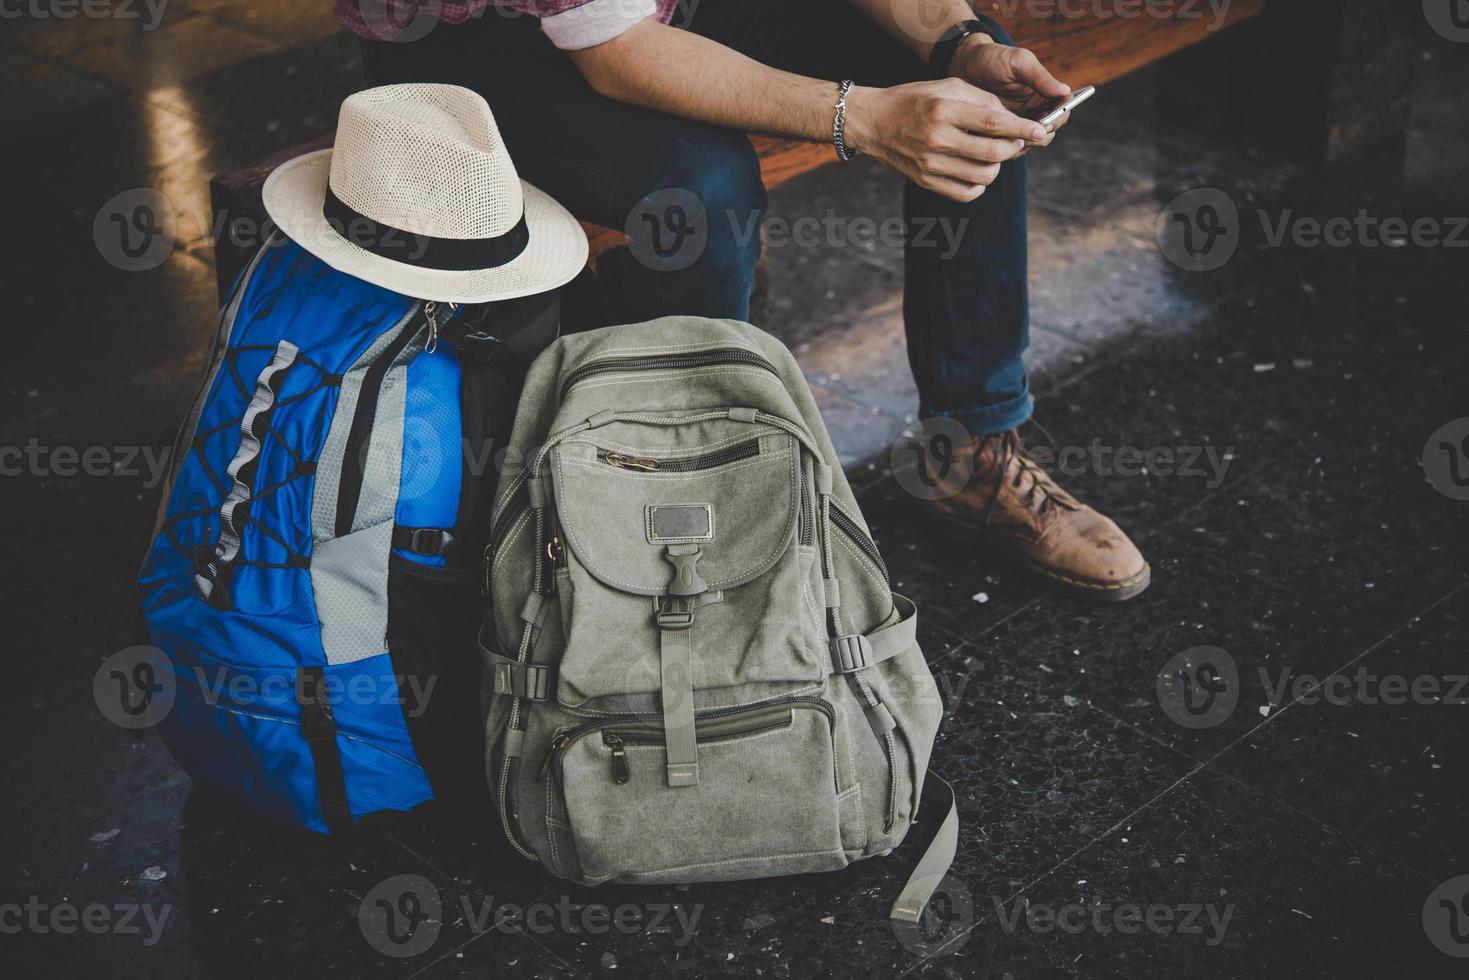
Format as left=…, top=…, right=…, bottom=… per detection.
left=646, top=504, right=714, bottom=544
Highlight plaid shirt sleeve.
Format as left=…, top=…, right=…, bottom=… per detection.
left=336, top=0, right=673, bottom=48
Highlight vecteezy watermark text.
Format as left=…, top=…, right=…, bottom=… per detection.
left=1156, top=646, right=1468, bottom=729
left=0, top=439, right=173, bottom=487
left=887, top=417, right=1235, bottom=503
left=1158, top=188, right=1468, bottom=271
left=1026, top=440, right=1235, bottom=489
left=359, top=875, right=701, bottom=958
left=0, top=897, right=172, bottom=946
left=93, top=647, right=441, bottom=730
left=0, top=0, right=168, bottom=30
left=993, top=896, right=1235, bottom=946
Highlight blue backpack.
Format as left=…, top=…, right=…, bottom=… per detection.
left=139, top=235, right=554, bottom=832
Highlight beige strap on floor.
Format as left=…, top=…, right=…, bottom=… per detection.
left=889, top=771, right=959, bottom=922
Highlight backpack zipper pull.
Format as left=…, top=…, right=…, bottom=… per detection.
left=423, top=301, right=458, bottom=353
left=424, top=302, right=439, bottom=352
left=604, top=452, right=661, bottom=472
left=605, top=734, right=629, bottom=784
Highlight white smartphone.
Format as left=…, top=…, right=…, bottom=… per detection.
left=1035, top=85, right=1096, bottom=131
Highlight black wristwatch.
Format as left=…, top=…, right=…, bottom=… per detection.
left=928, top=19, right=1005, bottom=78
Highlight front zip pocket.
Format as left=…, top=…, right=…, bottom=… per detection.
left=540, top=697, right=849, bottom=882
left=541, top=699, right=823, bottom=790
left=600, top=706, right=793, bottom=782
left=597, top=438, right=761, bottom=473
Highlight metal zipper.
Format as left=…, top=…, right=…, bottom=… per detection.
left=334, top=302, right=450, bottom=537
left=601, top=709, right=791, bottom=784
left=559, top=348, right=780, bottom=401
left=539, top=694, right=836, bottom=800
left=829, top=502, right=889, bottom=585
left=492, top=437, right=765, bottom=556
left=798, top=478, right=813, bottom=546
left=490, top=492, right=529, bottom=557
left=598, top=438, right=761, bottom=473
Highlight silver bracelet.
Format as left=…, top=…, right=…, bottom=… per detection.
left=833, top=79, right=857, bottom=162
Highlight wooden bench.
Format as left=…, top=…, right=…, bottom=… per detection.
left=210, top=1, right=1274, bottom=301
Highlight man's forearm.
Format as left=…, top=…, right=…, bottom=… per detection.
left=566, top=10, right=1046, bottom=205
left=569, top=19, right=838, bottom=143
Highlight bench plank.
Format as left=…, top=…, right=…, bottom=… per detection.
left=1000, top=0, right=1264, bottom=87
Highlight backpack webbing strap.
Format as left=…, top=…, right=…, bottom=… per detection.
left=296, top=666, right=352, bottom=833
left=658, top=626, right=699, bottom=787
left=889, top=771, right=958, bottom=922
left=656, top=543, right=706, bottom=787
left=485, top=649, right=555, bottom=701
left=830, top=593, right=918, bottom=673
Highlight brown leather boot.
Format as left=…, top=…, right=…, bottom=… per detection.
left=917, top=430, right=1151, bottom=601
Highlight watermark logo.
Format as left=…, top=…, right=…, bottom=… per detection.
left=93, top=646, right=176, bottom=730
left=93, top=645, right=447, bottom=730
left=1422, top=418, right=1469, bottom=501
left=993, top=0, right=1234, bottom=31
left=1156, top=188, right=1240, bottom=272
left=359, top=875, right=442, bottom=958
left=1254, top=211, right=1468, bottom=250
left=890, top=417, right=975, bottom=502
left=1156, top=646, right=1239, bottom=729
left=355, top=0, right=442, bottom=43
left=1423, top=874, right=1469, bottom=958
left=1261, top=666, right=1468, bottom=708
left=892, top=874, right=974, bottom=956
left=0, top=0, right=169, bottom=30
left=1423, top=0, right=1469, bottom=43
left=626, top=188, right=709, bottom=272
left=889, top=0, right=1235, bottom=44
left=0, top=438, right=173, bottom=487
left=1158, top=652, right=1469, bottom=727
left=1160, top=188, right=1468, bottom=271
left=94, top=188, right=175, bottom=272
left=993, top=896, right=1234, bottom=945
left=727, top=210, right=969, bottom=259
left=1027, top=440, right=1235, bottom=489
left=0, top=897, right=172, bottom=946
left=358, top=876, right=703, bottom=958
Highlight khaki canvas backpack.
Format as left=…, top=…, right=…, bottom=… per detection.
left=481, top=316, right=956, bottom=921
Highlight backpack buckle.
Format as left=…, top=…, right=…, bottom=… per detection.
left=300, top=700, right=337, bottom=742
left=655, top=544, right=707, bottom=631
left=831, top=634, right=874, bottom=673
left=654, top=596, right=697, bottom=631
left=411, top=527, right=452, bottom=555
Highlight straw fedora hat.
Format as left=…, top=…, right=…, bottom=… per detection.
left=263, top=83, right=587, bottom=303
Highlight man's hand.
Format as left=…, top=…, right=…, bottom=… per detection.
left=949, top=35, right=1073, bottom=148
left=842, top=79, right=1048, bottom=203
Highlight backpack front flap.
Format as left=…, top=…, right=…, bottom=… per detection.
left=484, top=317, right=953, bottom=916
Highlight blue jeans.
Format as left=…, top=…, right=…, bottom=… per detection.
left=362, top=3, right=1032, bottom=435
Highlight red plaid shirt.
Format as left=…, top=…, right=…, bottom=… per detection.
left=337, top=0, right=681, bottom=46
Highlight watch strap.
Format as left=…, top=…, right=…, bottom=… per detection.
left=928, top=18, right=1006, bottom=78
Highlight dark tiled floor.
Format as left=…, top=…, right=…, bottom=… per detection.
left=4, top=5, right=1469, bottom=979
